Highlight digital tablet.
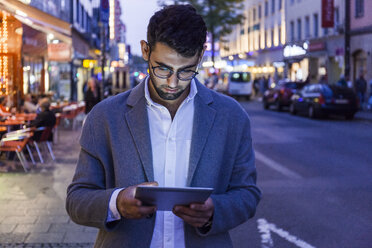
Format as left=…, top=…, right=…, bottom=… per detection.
left=135, top=186, right=214, bottom=211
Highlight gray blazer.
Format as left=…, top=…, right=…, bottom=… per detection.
left=66, top=79, right=261, bottom=248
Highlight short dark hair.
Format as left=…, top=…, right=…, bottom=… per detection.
left=147, top=4, right=207, bottom=57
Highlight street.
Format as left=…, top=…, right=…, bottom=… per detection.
left=0, top=100, right=371, bottom=247
left=230, top=100, right=372, bottom=248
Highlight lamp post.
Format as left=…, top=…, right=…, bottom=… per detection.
left=344, top=0, right=351, bottom=79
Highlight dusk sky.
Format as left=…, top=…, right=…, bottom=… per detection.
left=121, top=0, right=161, bottom=56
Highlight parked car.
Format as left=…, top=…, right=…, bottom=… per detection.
left=289, top=84, right=358, bottom=119
left=263, top=80, right=306, bottom=111
left=227, top=72, right=253, bottom=100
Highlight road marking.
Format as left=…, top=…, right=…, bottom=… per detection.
left=257, top=218, right=316, bottom=248
left=255, top=150, right=302, bottom=179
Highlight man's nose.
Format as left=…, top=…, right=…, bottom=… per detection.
left=167, top=73, right=179, bottom=88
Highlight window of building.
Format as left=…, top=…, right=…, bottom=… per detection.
left=313, top=13, right=319, bottom=38
left=271, top=29, right=274, bottom=46
left=253, top=8, right=256, bottom=21
left=323, top=28, right=328, bottom=36
left=272, top=0, right=275, bottom=14
left=75, top=0, right=79, bottom=23
left=265, top=1, right=269, bottom=17
left=265, top=31, right=267, bottom=47
left=290, top=21, right=295, bottom=42
left=259, top=5, right=262, bottom=19
left=297, top=19, right=302, bottom=41
left=334, top=7, right=339, bottom=32
left=305, top=16, right=310, bottom=38
left=279, top=0, right=282, bottom=10
left=279, top=26, right=282, bottom=45
left=355, top=0, right=364, bottom=18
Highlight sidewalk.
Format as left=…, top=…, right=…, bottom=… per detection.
left=0, top=126, right=97, bottom=247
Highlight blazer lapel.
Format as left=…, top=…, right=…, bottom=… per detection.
left=187, top=82, right=216, bottom=186
left=125, top=81, right=154, bottom=182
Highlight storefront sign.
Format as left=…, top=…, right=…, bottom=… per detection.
left=283, top=45, right=307, bottom=58
left=322, top=0, right=334, bottom=28
left=48, top=43, right=71, bottom=61
left=308, top=42, right=326, bottom=52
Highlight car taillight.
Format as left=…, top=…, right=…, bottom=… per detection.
left=280, top=88, right=285, bottom=95
left=319, top=94, right=325, bottom=104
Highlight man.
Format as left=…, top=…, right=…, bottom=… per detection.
left=23, top=94, right=38, bottom=113
left=355, top=73, right=367, bottom=109
left=30, top=98, right=56, bottom=141
left=66, top=4, right=260, bottom=248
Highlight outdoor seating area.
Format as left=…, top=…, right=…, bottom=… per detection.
left=0, top=101, right=86, bottom=172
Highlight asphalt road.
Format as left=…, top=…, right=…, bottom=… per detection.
left=230, top=100, right=372, bottom=248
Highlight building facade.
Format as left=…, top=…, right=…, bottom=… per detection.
left=284, top=0, right=345, bottom=84
left=221, top=0, right=286, bottom=81
left=0, top=0, right=112, bottom=103
left=350, top=0, right=372, bottom=88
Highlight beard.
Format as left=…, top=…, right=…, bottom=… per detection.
left=149, top=71, right=187, bottom=100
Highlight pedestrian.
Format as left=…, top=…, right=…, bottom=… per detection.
left=84, top=77, right=100, bottom=114
left=336, top=75, right=347, bottom=87
left=66, top=4, right=261, bottom=248
left=355, top=74, right=367, bottom=109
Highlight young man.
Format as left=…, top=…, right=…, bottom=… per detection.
left=66, top=4, right=261, bottom=248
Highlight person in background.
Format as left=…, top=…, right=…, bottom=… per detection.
left=355, top=74, right=367, bottom=109
left=66, top=4, right=260, bottom=248
left=23, top=94, right=38, bottom=113
left=337, top=75, right=348, bottom=87
left=30, top=98, right=56, bottom=141
left=84, top=77, right=100, bottom=114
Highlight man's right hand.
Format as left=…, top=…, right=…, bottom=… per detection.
left=116, top=181, right=158, bottom=219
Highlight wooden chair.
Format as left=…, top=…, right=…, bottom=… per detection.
left=0, top=132, right=35, bottom=172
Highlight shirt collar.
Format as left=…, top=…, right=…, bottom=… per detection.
left=144, top=76, right=198, bottom=107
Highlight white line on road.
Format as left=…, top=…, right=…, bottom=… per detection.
left=255, top=150, right=302, bottom=179
left=257, top=218, right=316, bottom=248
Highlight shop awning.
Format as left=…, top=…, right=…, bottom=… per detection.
left=0, top=0, right=72, bottom=44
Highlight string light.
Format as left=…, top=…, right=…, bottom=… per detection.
left=0, top=11, right=9, bottom=95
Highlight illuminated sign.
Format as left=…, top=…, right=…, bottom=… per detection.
left=283, top=45, right=307, bottom=58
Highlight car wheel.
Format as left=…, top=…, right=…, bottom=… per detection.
left=263, top=101, right=269, bottom=109
left=245, top=95, right=251, bottom=101
left=289, top=103, right=297, bottom=115
left=345, top=113, right=355, bottom=120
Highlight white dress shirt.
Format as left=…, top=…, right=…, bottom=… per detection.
left=108, top=77, right=197, bottom=248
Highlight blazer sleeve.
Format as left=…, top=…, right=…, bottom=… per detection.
left=199, top=115, right=261, bottom=236
left=65, top=113, right=119, bottom=231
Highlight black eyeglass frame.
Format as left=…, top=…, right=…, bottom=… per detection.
left=146, top=42, right=200, bottom=81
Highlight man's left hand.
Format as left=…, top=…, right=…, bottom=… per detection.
left=172, top=197, right=214, bottom=228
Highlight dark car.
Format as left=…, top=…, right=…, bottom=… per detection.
left=263, top=80, right=306, bottom=111
left=289, top=84, right=358, bottom=119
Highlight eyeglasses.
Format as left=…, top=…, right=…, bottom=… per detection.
left=146, top=42, right=199, bottom=81
left=149, top=61, right=199, bottom=81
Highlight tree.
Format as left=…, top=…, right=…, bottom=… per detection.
left=158, top=0, right=245, bottom=66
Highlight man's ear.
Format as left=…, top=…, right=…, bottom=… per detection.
left=198, top=44, right=207, bottom=63
left=141, top=40, right=150, bottom=61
